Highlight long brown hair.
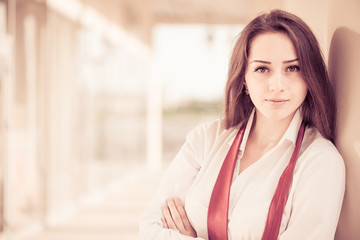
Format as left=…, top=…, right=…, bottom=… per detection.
left=223, top=9, right=336, bottom=142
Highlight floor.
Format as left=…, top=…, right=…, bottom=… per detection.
left=16, top=169, right=164, bottom=240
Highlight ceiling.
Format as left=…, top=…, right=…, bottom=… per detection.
left=78, top=0, right=284, bottom=43
left=152, top=0, right=251, bottom=23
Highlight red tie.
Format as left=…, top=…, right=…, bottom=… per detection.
left=207, top=124, right=246, bottom=240
left=207, top=122, right=305, bottom=240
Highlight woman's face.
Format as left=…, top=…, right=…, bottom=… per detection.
left=245, top=32, right=307, bottom=122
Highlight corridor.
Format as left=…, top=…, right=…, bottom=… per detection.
left=1, top=0, right=359, bottom=239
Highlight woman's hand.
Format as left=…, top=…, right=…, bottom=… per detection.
left=161, top=197, right=197, bottom=238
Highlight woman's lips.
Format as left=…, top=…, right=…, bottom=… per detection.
left=266, top=99, right=289, bottom=105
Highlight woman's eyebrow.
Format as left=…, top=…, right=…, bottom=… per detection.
left=249, top=58, right=299, bottom=64
left=250, top=60, right=271, bottom=64
left=283, top=58, right=299, bottom=63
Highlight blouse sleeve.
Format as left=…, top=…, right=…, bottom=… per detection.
left=279, top=141, right=346, bottom=240
left=139, top=123, right=210, bottom=240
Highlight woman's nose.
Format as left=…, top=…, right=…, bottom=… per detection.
left=269, top=72, right=285, bottom=92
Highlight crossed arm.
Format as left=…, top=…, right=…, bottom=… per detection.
left=161, top=197, right=197, bottom=238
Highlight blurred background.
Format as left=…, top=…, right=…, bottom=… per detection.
left=0, top=0, right=359, bottom=240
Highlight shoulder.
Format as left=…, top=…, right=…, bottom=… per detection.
left=187, top=118, right=237, bottom=143
left=298, top=127, right=345, bottom=177
left=185, top=119, right=239, bottom=158
left=304, top=127, right=343, bottom=162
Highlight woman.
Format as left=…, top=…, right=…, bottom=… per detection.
left=139, top=9, right=345, bottom=240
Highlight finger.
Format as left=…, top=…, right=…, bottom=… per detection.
left=173, top=197, right=193, bottom=231
left=162, top=203, right=176, bottom=230
left=167, top=198, right=186, bottom=231
left=161, top=217, right=168, bottom=229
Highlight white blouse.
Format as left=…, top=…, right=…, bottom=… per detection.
left=139, top=110, right=345, bottom=240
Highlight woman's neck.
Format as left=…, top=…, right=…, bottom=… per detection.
left=249, top=111, right=295, bottom=148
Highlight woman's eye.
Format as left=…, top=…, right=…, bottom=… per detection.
left=287, top=65, right=300, bottom=72
left=254, top=67, right=269, bottom=73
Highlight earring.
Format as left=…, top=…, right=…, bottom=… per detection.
left=244, top=83, right=249, bottom=95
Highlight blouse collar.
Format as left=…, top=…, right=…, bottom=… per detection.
left=230, top=108, right=303, bottom=153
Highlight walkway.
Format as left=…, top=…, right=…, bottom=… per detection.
left=17, top=169, right=164, bottom=240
